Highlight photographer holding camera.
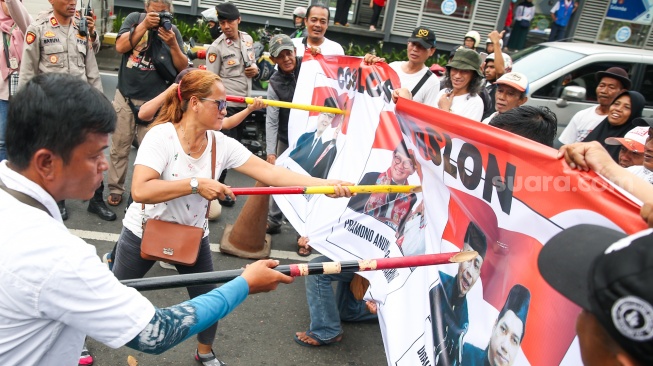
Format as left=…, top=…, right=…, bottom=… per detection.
left=205, top=2, right=258, bottom=207
left=108, top=0, right=188, bottom=209
left=18, top=0, right=115, bottom=223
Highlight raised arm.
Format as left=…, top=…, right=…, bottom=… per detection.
left=5, top=0, right=33, bottom=34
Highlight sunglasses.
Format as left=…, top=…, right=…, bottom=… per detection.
left=200, top=98, right=227, bottom=111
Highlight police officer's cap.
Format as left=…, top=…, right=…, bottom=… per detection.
left=216, top=2, right=240, bottom=21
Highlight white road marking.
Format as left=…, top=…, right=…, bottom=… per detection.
left=70, top=229, right=318, bottom=262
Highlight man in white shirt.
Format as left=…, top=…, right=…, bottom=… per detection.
left=363, top=27, right=440, bottom=107
left=292, top=4, right=344, bottom=57
left=626, top=117, right=653, bottom=184
left=605, top=126, right=648, bottom=168
left=482, top=72, right=529, bottom=124
left=557, top=67, right=631, bottom=146
left=0, top=73, right=291, bottom=365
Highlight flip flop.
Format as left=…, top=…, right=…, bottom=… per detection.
left=107, top=193, right=123, bottom=206
left=297, top=246, right=312, bottom=257
left=294, top=331, right=342, bottom=347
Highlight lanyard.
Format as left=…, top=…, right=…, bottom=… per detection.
left=3, top=24, right=17, bottom=49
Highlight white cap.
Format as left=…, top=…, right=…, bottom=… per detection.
left=605, top=127, right=649, bottom=153
left=496, top=71, right=529, bottom=93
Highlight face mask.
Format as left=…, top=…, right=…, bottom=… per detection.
left=209, top=24, right=221, bottom=39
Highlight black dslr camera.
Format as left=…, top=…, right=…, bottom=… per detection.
left=158, top=12, right=173, bottom=31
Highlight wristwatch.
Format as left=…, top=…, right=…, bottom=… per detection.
left=190, top=177, right=199, bottom=194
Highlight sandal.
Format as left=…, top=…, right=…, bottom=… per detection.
left=297, top=246, right=312, bottom=257
left=294, top=330, right=342, bottom=347
left=107, top=193, right=123, bottom=206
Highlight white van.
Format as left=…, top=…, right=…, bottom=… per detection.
left=23, top=0, right=114, bottom=40
left=511, top=42, right=653, bottom=131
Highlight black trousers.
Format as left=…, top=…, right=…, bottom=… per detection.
left=334, top=0, right=352, bottom=25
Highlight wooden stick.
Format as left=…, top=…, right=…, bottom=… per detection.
left=121, top=251, right=477, bottom=291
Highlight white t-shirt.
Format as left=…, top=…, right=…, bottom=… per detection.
left=292, top=37, right=345, bottom=57
left=390, top=61, right=440, bottom=107
left=558, top=106, right=606, bottom=144
left=436, top=89, right=485, bottom=121
left=482, top=111, right=499, bottom=124
left=123, top=123, right=252, bottom=238
left=627, top=165, right=653, bottom=184
left=0, top=161, right=155, bottom=366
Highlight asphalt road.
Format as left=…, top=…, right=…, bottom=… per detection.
left=66, top=72, right=386, bottom=365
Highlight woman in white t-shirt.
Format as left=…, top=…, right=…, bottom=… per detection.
left=111, top=69, right=351, bottom=365
left=436, top=48, right=485, bottom=121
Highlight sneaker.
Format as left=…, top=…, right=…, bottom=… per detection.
left=195, top=349, right=226, bottom=366
left=160, top=261, right=177, bottom=271
left=102, top=252, right=113, bottom=271
left=369, top=25, right=376, bottom=31
left=78, top=344, right=93, bottom=366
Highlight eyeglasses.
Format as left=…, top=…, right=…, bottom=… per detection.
left=321, top=113, right=336, bottom=119
left=200, top=98, right=227, bottom=111
left=393, top=156, right=414, bottom=170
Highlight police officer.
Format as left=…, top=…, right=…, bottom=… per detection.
left=19, top=0, right=115, bottom=222
left=19, top=0, right=101, bottom=90
left=205, top=1, right=257, bottom=206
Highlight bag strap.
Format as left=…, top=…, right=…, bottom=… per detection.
left=129, top=12, right=148, bottom=51
left=411, top=69, right=433, bottom=97
left=141, top=133, right=216, bottom=227
left=0, top=177, right=52, bottom=217
left=2, top=32, right=10, bottom=69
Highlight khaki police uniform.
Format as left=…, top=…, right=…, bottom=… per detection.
left=206, top=31, right=255, bottom=108
left=18, top=10, right=102, bottom=91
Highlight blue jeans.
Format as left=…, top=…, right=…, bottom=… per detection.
left=305, top=256, right=377, bottom=341
left=548, top=22, right=567, bottom=42
left=0, top=99, right=9, bottom=162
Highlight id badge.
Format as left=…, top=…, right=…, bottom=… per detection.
left=9, top=57, right=17, bottom=69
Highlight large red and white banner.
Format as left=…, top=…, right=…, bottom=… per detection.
left=274, top=54, right=646, bottom=366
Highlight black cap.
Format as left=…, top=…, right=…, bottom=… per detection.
left=407, top=27, right=436, bottom=49
left=634, top=117, right=653, bottom=128
left=465, top=221, right=487, bottom=258
left=539, top=225, right=653, bottom=364
left=216, top=2, right=240, bottom=21
left=498, top=284, right=531, bottom=341
left=596, top=67, right=631, bottom=90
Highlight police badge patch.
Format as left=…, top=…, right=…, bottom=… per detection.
left=208, top=53, right=217, bottom=63
left=26, top=32, right=36, bottom=45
